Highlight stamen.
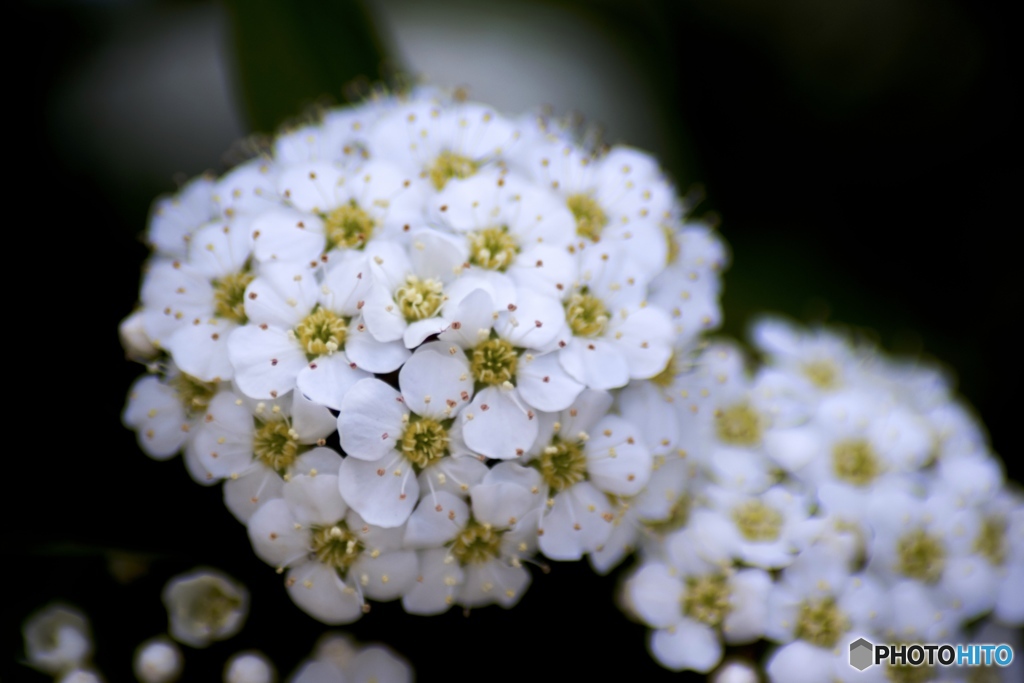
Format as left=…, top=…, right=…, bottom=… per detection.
left=715, top=403, right=762, bottom=446
left=564, top=291, right=610, bottom=338
left=310, top=522, right=363, bottom=570
left=450, top=520, right=503, bottom=565
left=323, top=201, right=375, bottom=250
left=394, top=275, right=444, bottom=321
left=467, top=226, right=519, bottom=272
left=832, top=438, right=881, bottom=486
left=211, top=270, right=254, bottom=324
left=470, top=338, right=518, bottom=386
left=429, top=151, right=478, bottom=190
left=535, top=438, right=587, bottom=492
left=567, top=193, right=607, bottom=241
left=731, top=499, right=783, bottom=542
left=295, top=307, right=348, bottom=357
left=399, top=417, right=450, bottom=469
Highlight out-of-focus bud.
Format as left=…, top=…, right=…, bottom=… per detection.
left=225, top=650, right=276, bottom=683
left=120, top=309, right=159, bottom=361
left=23, top=603, right=93, bottom=676
left=135, top=636, right=184, bottom=683
left=162, top=568, right=249, bottom=648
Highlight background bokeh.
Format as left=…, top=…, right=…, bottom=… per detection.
left=8, top=0, right=1020, bottom=680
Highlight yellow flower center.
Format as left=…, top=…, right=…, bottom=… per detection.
left=468, top=226, right=519, bottom=272
left=450, top=519, right=503, bottom=565
left=897, top=528, right=946, bottom=584
left=832, top=438, right=882, bottom=487
left=974, top=515, right=1007, bottom=566
left=394, top=275, right=444, bottom=321
left=732, top=499, right=783, bottom=542
left=310, top=523, right=362, bottom=571
left=567, top=193, right=607, bottom=241
left=803, top=359, right=839, bottom=389
left=564, top=291, right=610, bottom=338
left=295, top=307, right=348, bottom=357
left=428, top=151, right=478, bottom=190
left=169, top=373, right=217, bottom=415
left=212, top=270, right=254, bottom=324
left=253, top=419, right=300, bottom=472
left=715, top=403, right=763, bottom=446
left=399, top=417, right=449, bottom=470
left=682, top=573, right=732, bottom=627
left=324, top=201, right=375, bottom=250
left=794, top=597, right=849, bottom=648
left=469, top=338, right=518, bottom=386
left=537, top=438, right=588, bottom=492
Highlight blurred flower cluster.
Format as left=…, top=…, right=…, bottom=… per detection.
left=23, top=570, right=412, bottom=682
left=622, top=320, right=1024, bottom=679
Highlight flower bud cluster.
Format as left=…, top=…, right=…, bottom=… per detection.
left=121, top=88, right=727, bottom=623
left=22, top=593, right=413, bottom=683
left=620, top=318, right=1023, bottom=678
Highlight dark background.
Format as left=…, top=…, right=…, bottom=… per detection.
left=7, top=0, right=1020, bottom=680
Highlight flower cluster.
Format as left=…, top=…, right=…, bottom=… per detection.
left=620, top=318, right=1023, bottom=679
left=121, top=89, right=727, bottom=623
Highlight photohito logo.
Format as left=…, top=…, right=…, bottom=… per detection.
left=848, top=638, right=1014, bottom=671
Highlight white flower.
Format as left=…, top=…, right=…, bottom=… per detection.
left=526, top=390, right=652, bottom=560
left=189, top=389, right=337, bottom=522
left=263, top=159, right=423, bottom=262
left=358, top=239, right=461, bottom=347
left=401, top=479, right=539, bottom=613
left=227, top=258, right=408, bottom=406
left=518, top=140, right=675, bottom=274
left=290, top=633, right=413, bottom=683
left=147, top=174, right=216, bottom=259
left=553, top=248, right=674, bottom=391
left=369, top=96, right=523, bottom=191
left=247, top=473, right=417, bottom=624
left=428, top=169, right=579, bottom=301
left=649, top=220, right=728, bottom=346
left=437, top=287, right=574, bottom=459
left=626, top=558, right=770, bottom=673
left=706, top=485, right=811, bottom=569
left=866, top=486, right=998, bottom=621
left=336, top=350, right=476, bottom=527
left=751, top=316, right=867, bottom=396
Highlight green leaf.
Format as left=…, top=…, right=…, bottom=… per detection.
left=223, top=0, right=397, bottom=134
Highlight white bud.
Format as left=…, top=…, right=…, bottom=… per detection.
left=711, top=659, right=759, bottom=683
left=134, top=637, right=183, bottom=683
left=224, top=651, right=276, bottom=683
left=57, top=669, right=105, bottom=683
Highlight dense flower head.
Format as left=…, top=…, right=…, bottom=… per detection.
left=121, top=87, right=727, bottom=625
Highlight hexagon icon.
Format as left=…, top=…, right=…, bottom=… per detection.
left=849, top=638, right=874, bottom=671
